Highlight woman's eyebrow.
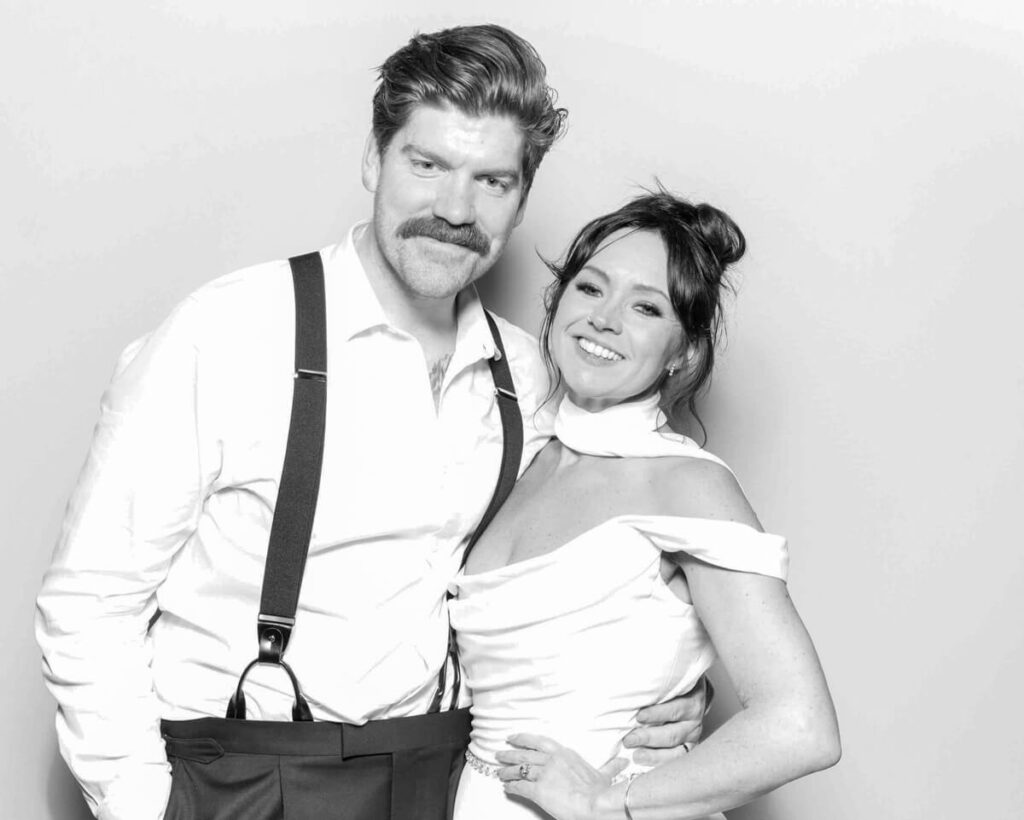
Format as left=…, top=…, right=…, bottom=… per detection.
left=579, top=264, right=609, bottom=280
left=631, top=282, right=671, bottom=301
left=582, top=265, right=670, bottom=301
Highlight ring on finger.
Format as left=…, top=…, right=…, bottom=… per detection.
left=519, top=762, right=532, bottom=780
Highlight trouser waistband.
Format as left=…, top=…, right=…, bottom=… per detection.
left=162, top=707, right=471, bottom=763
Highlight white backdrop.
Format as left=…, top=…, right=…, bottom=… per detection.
left=3, top=1, right=1023, bottom=818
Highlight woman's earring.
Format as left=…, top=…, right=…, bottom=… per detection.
left=667, top=364, right=678, bottom=377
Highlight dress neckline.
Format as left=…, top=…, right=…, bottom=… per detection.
left=553, top=395, right=724, bottom=464
left=457, top=398, right=731, bottom=587
left=458, top=515, right=631, bottom=584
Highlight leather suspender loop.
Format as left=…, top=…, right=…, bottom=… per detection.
left=226, top=657, right=314, bottom=721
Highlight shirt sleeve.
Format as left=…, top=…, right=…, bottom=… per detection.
left=35, top=295, right=215, bottom=820
left=620, top=515, right=790, bottom=581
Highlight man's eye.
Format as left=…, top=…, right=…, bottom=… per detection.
left=484, top=176, right=510, bottom=192
left=411, top=159, right=436, bottom=171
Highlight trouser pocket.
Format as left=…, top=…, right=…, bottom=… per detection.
left=165, top=746, right=283, bottom=820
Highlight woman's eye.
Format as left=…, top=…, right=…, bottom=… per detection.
left=635, top=303, right=662, bottom=317
left=574, top=281, right=601, bottom=296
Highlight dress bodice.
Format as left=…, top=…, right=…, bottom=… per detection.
left=449, top=515, right=788, bottom=772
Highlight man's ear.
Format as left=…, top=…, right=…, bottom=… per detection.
left=361, top=132, right=382, bottom=193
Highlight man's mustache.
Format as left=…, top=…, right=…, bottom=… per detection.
left=396, top=217, right=491, bottom=256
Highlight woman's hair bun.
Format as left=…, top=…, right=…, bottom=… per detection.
left=694, top=202, right=746, bottom=267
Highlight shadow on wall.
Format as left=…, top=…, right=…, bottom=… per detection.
left=47, top=749, right=93, bottom=820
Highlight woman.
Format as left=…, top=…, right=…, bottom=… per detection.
left=449, top=191, right=840, bottom=820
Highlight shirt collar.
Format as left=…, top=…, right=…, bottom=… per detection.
left=322, top=222, right=390, bottom=342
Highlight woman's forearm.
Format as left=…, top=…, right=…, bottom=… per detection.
left=592, top=702, right=841, bottom=820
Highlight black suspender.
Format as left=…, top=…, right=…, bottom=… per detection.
left=427, top=312, right=524, bottom=714
left=227, top=251, right=523, bottom=721
left=226, top=252, right=327, bottom=721
left=467, top=311, right=523, bottom=568
left=258, top=252, right=328, bottom=664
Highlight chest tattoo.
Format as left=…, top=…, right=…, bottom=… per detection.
left=429, top=353, right=453, bottom=408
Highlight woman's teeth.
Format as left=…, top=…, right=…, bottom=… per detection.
left=578, top=338, right=623, bottom=361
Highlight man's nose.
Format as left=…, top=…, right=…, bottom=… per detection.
left=432, top=175, right=476, bottom=226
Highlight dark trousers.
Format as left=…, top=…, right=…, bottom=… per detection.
left=161, top=709, right=470, bottom=820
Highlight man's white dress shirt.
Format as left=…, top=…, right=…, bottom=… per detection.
left=35, top=223, right=554, bottom=820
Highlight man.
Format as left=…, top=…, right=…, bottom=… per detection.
left=36, top=24, right=702, bottom=820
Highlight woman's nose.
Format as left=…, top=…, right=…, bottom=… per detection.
left=587, top=307, right=622, bottom=333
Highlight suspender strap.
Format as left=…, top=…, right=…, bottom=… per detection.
left=257, top=252, right=328, bottom=662
left=429, top=311, right=523, bottom=714
left=227, top=252, right=327, bottom=722
left=462, top=311, right=523, bottom=567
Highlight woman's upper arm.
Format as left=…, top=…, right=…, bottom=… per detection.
left=682, top=560, right=824, bottom=710
left=659, top=458, right=837, bottom=731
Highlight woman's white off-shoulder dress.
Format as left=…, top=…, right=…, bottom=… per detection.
left=449, top=397, right=789, bottom=820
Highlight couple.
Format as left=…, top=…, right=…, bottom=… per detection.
left=35, top=22, right=838, bottom=820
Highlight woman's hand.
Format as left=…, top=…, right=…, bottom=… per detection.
left=496, top=733, right=628, bottom=820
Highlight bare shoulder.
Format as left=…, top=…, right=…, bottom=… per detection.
left=646, top=454, right=763, bottom=530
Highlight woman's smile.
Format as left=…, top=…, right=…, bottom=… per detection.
left=574, top=336, right=625, bottom=362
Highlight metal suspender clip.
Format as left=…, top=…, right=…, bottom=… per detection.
left=494, top=386, right=518, bottom=401
left=257, top=613, right=296, bottom=663
left=295, top=368, right=327, bottom=382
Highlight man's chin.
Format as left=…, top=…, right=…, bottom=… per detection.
left=398, top=255, right=496, bottom=299
left=401, top=266, right=479, bottom=300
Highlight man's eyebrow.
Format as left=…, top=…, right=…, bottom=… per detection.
left=400, top=144, right=446, bottom=165
left=478, top=167, right=522, bottom=185
left=580, top=264, right=671, bottom=301
left=399, top=143, right=521, bottom=185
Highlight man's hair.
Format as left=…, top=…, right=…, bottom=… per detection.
left=372, top=24, right=568, bottom=191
